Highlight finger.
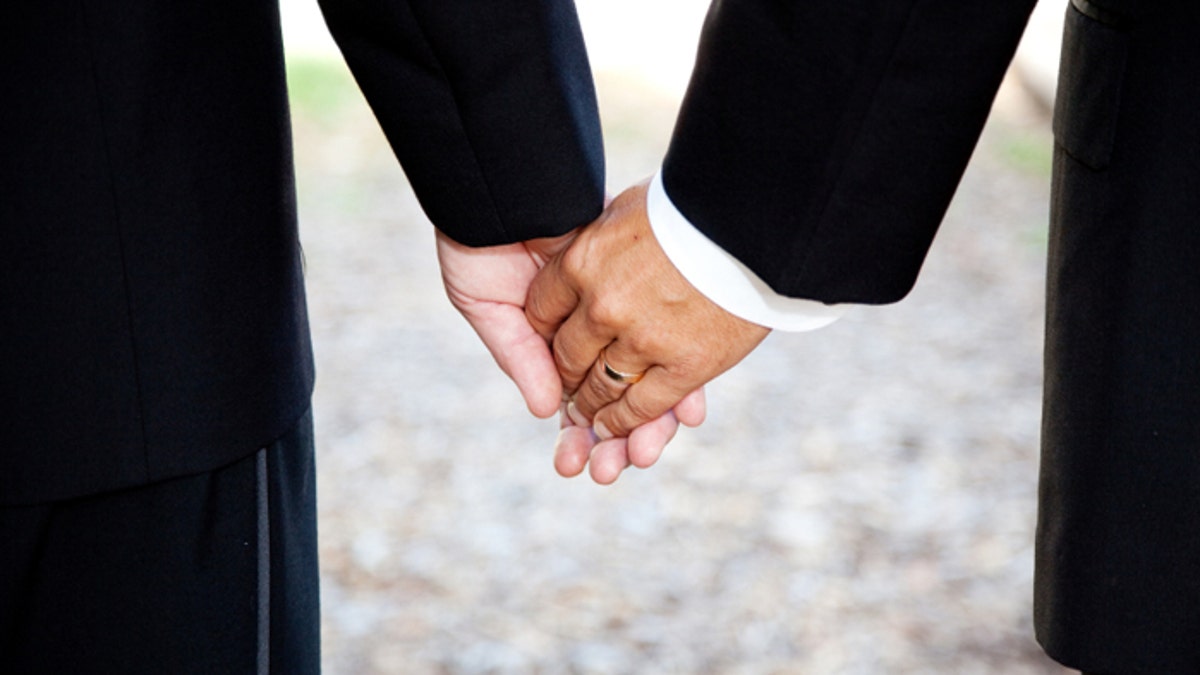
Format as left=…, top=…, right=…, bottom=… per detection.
left=568, top=343, right=648, bottom=423
left=550, top=308, right=616, bottom=397
left=587, top=438, right=630, bottom=485
left=626, top=410, right=680, bottom=469
left=526, top=252, right=582, bottom=343
left=468, top=304, right=563, bottom=418
left=592, top=368, right=696, bottom=440
left=673, top=387, right=707, bottom=428
left=554, top=424, right=596, bottom=478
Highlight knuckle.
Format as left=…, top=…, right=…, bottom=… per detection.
left=553, top=344, right=585, bottom=381
left=584, top=294, right=623, bottom=329
left=623, top=330, right=661, bottom=358
left=582, top=370, right=620, bottom=404
left=560, top=239, right=591, bottom=281
left=621, top=394, right=661, bottom=427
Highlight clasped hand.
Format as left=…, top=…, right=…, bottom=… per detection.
left=526, top=181, right=769, bottom=483
left=438, top=180, right=767, bottom=484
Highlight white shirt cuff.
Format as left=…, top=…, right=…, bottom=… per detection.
left=646, top=170, right=844, bottom=332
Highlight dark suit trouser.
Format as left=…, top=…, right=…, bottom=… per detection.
left=0, top=409, right=320, bottom=674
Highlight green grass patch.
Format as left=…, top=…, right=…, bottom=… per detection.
left=1000, top=131, right=1053, bottom=177
left=285, top=56, right=362, bottom=126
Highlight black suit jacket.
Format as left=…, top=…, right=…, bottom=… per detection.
left=0, top=0, right=602, bottom=504
left=662, top=0, right=1200, bottom=671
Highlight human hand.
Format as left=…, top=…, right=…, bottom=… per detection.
left=437, top=227, right=704, bottom=484
left=553, top=386, right=706, bottom=484
left=437, top=228, right=576, bottom=418
left=527, top=180, right=771, bottom=440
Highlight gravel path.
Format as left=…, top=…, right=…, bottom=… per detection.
left=292, top=58, right=1073, bottom=674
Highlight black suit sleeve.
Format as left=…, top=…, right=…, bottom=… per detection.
left=318, top=0, right=605, bottom=246
left=663, top=0, right=1037, bottom=304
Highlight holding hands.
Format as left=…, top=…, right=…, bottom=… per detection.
left=526, top=181, right=771, bottom=481
left=435, top=198, right=710, bottom=484
left=439, top=180, right=769, bottom=484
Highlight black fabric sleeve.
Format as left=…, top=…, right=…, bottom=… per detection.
left=663, top=0, right=1037, bottom=303
left=317, top=0, right=605, bottom=245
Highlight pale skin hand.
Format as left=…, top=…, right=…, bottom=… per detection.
left=526, top=181, right=771, bottom=444
left=552, top=394, right=703, bottom=485
left=437, top=229, right=575, bottom=419
left=436, top=227, right=704, bottom=484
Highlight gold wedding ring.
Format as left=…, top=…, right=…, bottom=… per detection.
left=600, top=347, right=645, bottom=385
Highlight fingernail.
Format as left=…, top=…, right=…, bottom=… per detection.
left=593, top=419, right=613, bottom=440
left=566, top=401, right=589, bottom=427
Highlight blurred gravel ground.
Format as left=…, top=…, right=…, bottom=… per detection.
left=289, top=55, right=1074, bottom=674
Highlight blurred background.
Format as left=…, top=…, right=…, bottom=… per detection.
left=281, top=1, right=1073, bottom=672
